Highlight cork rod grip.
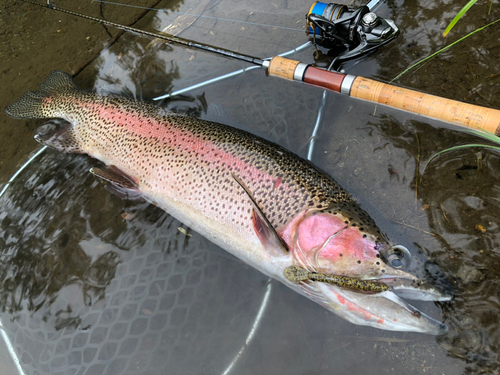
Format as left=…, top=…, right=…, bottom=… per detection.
left=268, top=56, right=300, bottom=81
left=351, top=77, right=500, bottom=135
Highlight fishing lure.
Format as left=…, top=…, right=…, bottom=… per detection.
left=284, top=265, right=389, bottom=293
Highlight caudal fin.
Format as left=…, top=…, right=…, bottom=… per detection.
left=5, top=71, right=79, bottom=119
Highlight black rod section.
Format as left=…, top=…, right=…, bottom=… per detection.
left=20, top=0, right=264, bottom=66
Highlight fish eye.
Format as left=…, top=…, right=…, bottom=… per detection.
left=386, top=245, right=411, bottom=269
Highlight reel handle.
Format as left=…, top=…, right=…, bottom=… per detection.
left=267, top=56, right=500, bottom=135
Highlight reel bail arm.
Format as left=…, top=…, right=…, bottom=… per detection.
left=306, top=2, right=399, bottom=64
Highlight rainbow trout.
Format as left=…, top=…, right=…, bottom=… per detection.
left=5, top=71, right=452, bottom=334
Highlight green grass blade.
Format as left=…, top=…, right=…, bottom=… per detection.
left=391, top=17, right=500, bottom=82
left=443, top=0, right=478, bottom=37
left=462, top=128, right=500, bottom=144
left=420, top=127, right=500, bottom=178
left=421, top=143, right=500, bottom=176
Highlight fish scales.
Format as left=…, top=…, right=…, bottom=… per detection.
left=5, top=71, right=453, bottom=334
left=39, top=93, right=365, bottom=235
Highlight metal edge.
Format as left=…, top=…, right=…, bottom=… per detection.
left=340, top=74, right=356, bottom=95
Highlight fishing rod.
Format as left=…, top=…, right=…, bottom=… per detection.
left=19, top=0, right=500, bottom=135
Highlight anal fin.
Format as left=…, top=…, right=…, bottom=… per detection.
left=232, top=173, right=288, bottom=256
left=90, top=165, right=144, bottom=201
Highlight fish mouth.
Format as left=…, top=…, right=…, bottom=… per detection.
left=306, top=282, right=448, bottom=335
left=284, top=238, right=453, bottom=334
left=301, top=276, right=451, bottom=335
left=377, top=245, right=454, bottom=302
left=381, top=275, right=454, bottom=302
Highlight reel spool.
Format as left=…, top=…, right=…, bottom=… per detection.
left=306, top=2, right=399, bottom=66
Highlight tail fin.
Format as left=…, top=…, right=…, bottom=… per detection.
left=5, top=71, right=79, bottom=119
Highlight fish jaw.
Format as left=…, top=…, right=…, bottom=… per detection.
left=278, top=208, right=452, bottom=300
left=302, top=282, right=449, bottom=335
left=276, top=207, right=451, bottom=333
left=385, top=275, right=453, bottom=302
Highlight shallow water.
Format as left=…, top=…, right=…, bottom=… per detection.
left=0, top=0, right=500, bottom=374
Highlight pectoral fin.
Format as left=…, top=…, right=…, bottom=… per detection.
left=90, top=165, right=144, bottom=201
left=232, top=173, right=288, bottom=255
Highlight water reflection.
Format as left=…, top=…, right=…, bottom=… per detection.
left=367, top=115, right=500, bottom=373
left=1, top=151, right=127, bottom=316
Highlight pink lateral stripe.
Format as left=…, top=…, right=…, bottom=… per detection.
left=90, top=103, right=293, bottom=194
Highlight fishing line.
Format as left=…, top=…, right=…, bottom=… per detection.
left=153, top=41, right=312, bottom=101
left=18, top=1, right=500, bottom=146
left=21, top=0, right=264, bottom=65
left=92, top=0, right=305, bottom=32
left=0, top=38, right=311, bottom=199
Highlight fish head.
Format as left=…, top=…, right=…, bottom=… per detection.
left=278, top=203, right=453, bottom=334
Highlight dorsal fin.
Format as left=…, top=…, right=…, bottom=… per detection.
left=232, top=173, right=288, bottom=256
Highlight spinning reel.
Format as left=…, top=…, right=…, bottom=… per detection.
left=306, top=2, right=399, bottom=68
